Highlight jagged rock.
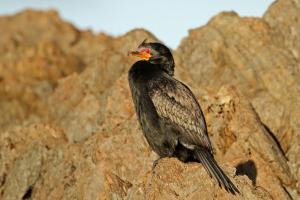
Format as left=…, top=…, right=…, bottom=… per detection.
left=127, top=158, right=272, bottom=200
left=0, top=1, right=299, bottom=199
left=175, top=0, right=300, bottom=197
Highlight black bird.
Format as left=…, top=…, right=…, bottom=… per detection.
left=128, top=40, right=239, bottom=194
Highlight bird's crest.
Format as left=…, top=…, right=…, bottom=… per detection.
left=138, top=38, right=148, bottom=48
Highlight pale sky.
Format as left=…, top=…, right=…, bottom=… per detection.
left=0, top=0, right=275, bottom=48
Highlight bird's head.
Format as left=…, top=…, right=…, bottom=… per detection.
left=130, top=39, right=175, bottom=76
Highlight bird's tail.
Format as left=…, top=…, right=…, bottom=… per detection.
left=194, top=147, right=240, bottom=195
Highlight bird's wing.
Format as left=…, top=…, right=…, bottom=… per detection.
left=148, top=75, right=213, bottom=151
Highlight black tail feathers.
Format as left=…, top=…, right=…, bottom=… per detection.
left=194, top=147, right=240, bottom=195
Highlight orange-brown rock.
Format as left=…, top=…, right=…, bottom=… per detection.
left=0, top=0, right=300, bottom=199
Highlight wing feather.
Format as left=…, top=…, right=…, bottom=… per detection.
left=148, top=75, right=212, bottom=151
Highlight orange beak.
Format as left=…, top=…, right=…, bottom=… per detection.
left=130, top=50, right=151, bottom=61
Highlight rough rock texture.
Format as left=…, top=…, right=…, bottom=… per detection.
left=0, top=0, right=299, bottom=199
left=175, top=0, right=300, bottom=198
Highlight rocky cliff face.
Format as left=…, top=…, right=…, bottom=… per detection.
left=0, top=0, right=299, bottom=199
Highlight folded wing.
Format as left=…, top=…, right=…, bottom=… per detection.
left=148, top=74, right=213, bottom=151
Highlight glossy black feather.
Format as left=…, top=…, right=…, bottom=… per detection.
left=128, top=42, right=239, bottom=194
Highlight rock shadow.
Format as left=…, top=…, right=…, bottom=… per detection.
left=236, top=160, right=257, bottom=185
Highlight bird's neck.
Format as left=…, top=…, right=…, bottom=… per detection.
left=160, top=59, right=175, bottom=76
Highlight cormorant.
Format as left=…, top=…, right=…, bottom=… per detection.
left=128, top=40, right=239, bottom=194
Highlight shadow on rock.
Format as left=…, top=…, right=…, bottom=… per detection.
left=236, top=160, right=257, bottom=186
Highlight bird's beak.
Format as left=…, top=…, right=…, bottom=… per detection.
left=129, top=50, right=151, bottom=61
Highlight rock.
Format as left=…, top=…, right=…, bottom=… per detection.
left=0, top=9, right=156, bottom=140
left=175, top=0, right=300, bottom=197
left=124, top=84, right=292, bottom=200
left=0, top=124, right=67, bottom=199
left=2, top=143, right=43, bottom=200
left=127, top=158, right=272, bottom=200
left=0, top=1, right=300, bottom=199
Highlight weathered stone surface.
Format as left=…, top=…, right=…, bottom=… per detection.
left=125, top=85, right=292, bottom=200
left=127, top=158, right=272, bottom=200
left=175, top=0, right=300, bottom=197
left=0, top=124, right=67, bottom=199
left=0, top=1, right=299, bottom=199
